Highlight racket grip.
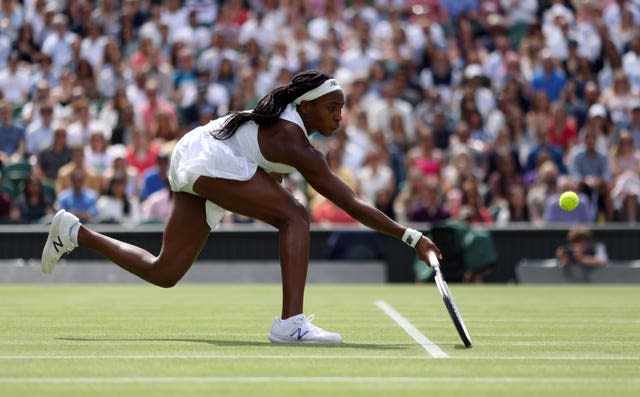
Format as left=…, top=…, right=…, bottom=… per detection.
left=427, top=250, right=439, bottom=267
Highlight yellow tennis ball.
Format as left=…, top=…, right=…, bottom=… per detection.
left=559, top=191, right=579, bottom=211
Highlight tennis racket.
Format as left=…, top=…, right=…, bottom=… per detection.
left=427, top=251, right=473, bottom=347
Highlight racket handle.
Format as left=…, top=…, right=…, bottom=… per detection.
left=427, top=250, right=439, bottom=267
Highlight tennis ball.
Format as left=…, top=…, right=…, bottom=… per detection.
left=559, top=191, right=579, bottom=211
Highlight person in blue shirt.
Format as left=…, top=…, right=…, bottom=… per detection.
left=0, top=99, right=25, bottom=165
left=57, top=167, right=99, bottom=223
left=569, top=129, right=614, bottom=220
left=531, top=50, right=567, bottom=102
left=525, top=128, right=567, bottom=175
left=139, top=149, right=171, bottom=202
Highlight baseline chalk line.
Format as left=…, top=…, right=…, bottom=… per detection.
left=375, top=300, right=448, bottom=358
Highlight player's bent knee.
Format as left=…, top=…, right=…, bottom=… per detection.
left=271, top=199, right=309, bottom=229
left=285, top=201, right=310, bottom=228
left=149, top=261, right=189, bottom=288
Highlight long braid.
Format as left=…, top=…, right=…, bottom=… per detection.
left=212, top=70, right=333, bottom=140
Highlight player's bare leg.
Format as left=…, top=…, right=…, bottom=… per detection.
left=193, top=169, right=309, bottom=319
left=77, top=192, right=211, bottom=287
left=193, top=170, right=342, bottom=343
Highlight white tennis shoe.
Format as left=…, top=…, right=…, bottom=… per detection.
left=268, top=314, right=343, bottom=344
left=41, top=210, right=80, bottom=274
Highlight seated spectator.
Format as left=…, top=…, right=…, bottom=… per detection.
left=25, top=101, right=56, bottom=158
left=406, top=175, right=450, bottom=223
left=97, top=173, right=139, bottom=225
left=137, top=78, right=178, bottom=132
left=180, top=82, right=218, bottom=128
left=56, top=144, right=102, bottom=194
left=21, top=80, right=51, bottom=126
left=527, top=160, right=561, bottom=225
left=9, top=176, right=55, bottom=224
left=356, top=149, right=394, bottom=207
left=56, top=167, right=99, bottom=223
left=66, top=97, right=100, bottom=147
left=601, top=69, right=639, bottom=126
left=452, top=180, right=493, bottom=225
left=406, top=127, right=444, bottom=178
left=308, top=147, right=358, bottom=223
left=0, top=52, right=32, bottom=106
left=547, top=102, right=578, bottom=152
left=139, top=144, right=172, bottom=202
left=0, top=99, right=26, bottom=165
left=125, top=129, right=160, bottom=176
left=611, top=101, right=640, bottom=149
left=504, top=185, right=530, bottom=223
left=524, top=128, right=566, bottom=175
left=609, top=130, right=640, bottom=223
left=488, top=152, right=524, bottom=206
left=530, top=49, right=567, bottom=102
left=393, top=167, right=424, bottom=223
left=103, top=144, right=139, bottom=199
left=140, top=181, right=172, bottom=223
left=555, top=226, right=607, bottom=268
left=84, top=126, right=113, bottom=175
left=374, top=184, right=396, bottom=220
left=569, top=128, right=614, bottom=221
left=35, top=125, right=71, bottom=184
left=544, top=176, right=594, bottom=223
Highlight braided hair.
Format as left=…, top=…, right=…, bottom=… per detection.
left=212, top=69, right=333, bottom=140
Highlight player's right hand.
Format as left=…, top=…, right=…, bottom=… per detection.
left=415, top=236, right=441, bottom=267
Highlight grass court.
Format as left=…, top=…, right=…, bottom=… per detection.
left=0, top=284, right=638, bottom=396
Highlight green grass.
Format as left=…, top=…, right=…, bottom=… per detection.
left=0, top=284, right=638, bottom=396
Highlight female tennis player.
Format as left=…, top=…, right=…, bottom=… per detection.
left=42, top=69, right=441, bottom=344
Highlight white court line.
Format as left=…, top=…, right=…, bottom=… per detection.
left=375, top=300, right=448, bottom=358
left=0, top=376, right=637, bottom=384
left=0, top=354, right=638, bottom=361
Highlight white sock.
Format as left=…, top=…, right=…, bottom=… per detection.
left=69, top=223, right=80, bottom=245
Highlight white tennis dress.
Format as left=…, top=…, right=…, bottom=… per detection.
left=168, top=103, right=308, bottom=228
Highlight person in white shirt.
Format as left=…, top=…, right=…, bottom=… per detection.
left=97, top=172, right=140, bottom=225
left=25, top=101, right=55, bottom=156
left=80, top=19, right=107, bottom=71
left=622, top=31, right=640, bottom=93
left=0, top=52, right=31, bottom=105
left=366, top=80, right=415, bottom=143
left=40, top=14, right=77, bottom=68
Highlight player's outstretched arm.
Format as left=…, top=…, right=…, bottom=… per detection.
left=281, top=136, right=441, bottom=259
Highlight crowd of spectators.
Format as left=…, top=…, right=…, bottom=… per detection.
left=1, top=0, right=640, bottom=227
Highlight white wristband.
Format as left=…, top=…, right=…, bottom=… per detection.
left=401, top=228, right=422, bottom=248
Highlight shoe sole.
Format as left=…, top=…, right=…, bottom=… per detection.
left=41, top=209, right=66, bottom=275
left=268, top=334, right=343, bottom=344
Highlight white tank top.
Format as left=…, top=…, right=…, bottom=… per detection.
left=208, top=103, right=308, bottom=174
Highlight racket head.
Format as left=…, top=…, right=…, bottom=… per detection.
left=427, top=251, right=473, bottom=348
left=442, top=293, right=473, bottom=347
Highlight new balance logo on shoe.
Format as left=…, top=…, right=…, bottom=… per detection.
left=289, top=328, right=309, bottom=340
left=52, top=236, right=64, bottom=253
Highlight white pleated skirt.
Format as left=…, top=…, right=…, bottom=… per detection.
left=168, top=126, right=259, bottom=229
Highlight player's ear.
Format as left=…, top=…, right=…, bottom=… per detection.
left=297, top=101, right=311, bottom=115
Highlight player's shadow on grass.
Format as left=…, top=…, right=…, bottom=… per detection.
left=58, top=337, right=410, bottom=350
